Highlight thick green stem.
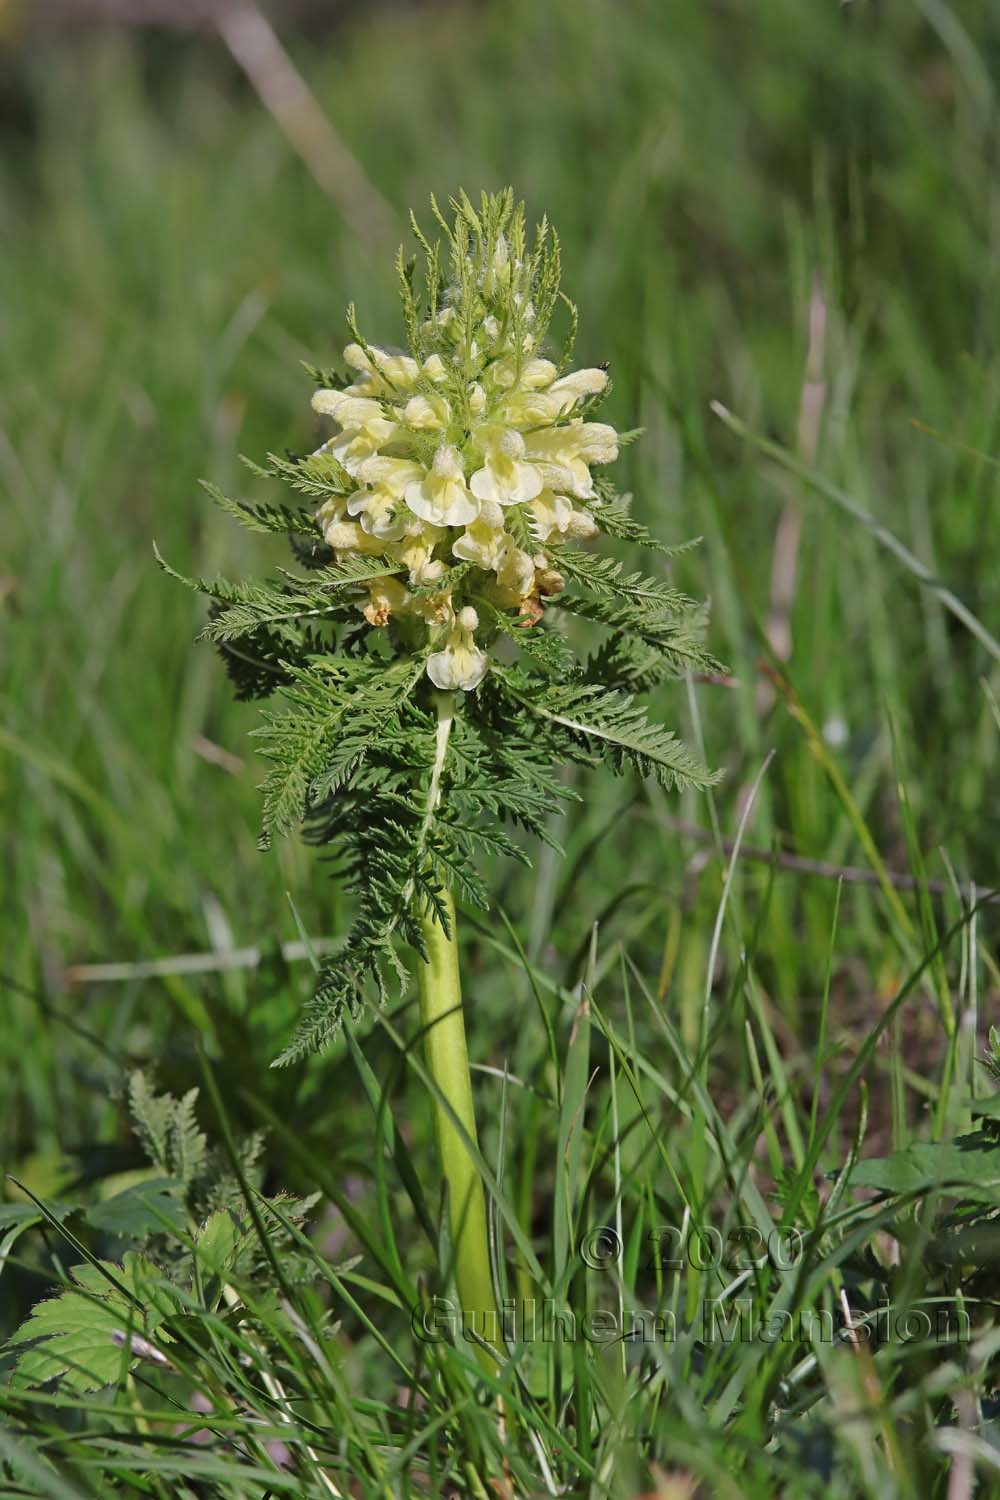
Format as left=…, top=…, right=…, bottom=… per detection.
left=417, top=885, right=500, bottom=1375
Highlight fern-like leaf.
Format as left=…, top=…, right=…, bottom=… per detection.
left=254, top=657, right=424, bottom=845
left=201, top=480, right=323, bottom=539
left=546, top=544, right=694, bottom=617
left=167, top=1087, right=208, bottom=1189
left=497, top=673, right=719, bottom=791
left=128, top=1071, right=173, bottom=1173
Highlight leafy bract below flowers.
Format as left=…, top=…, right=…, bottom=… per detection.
left=163, top=190, right=721, bottom=1063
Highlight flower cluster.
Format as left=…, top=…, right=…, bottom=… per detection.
left=309, top=205, right=618, bottom=691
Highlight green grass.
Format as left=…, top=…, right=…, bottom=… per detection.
left=3, top=1, right=1000, bottom=1493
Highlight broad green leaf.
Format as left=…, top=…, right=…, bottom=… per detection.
left=195, top=1209, right=242, bottom=1275
left=849, top=1138, right=1000, bottom=1193
left=965, top=1094, right=1000, bottom=1119
left=6, top=1253, right=174, bottom=1392
left=85, top=1178, right=186, bottom=1239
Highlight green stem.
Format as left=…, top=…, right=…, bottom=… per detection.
left=415, top=696, right=500, bottom=1376
left=417, top=887, right=500, bottom=1375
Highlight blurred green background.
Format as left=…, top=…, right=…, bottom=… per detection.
left=3, top=0, right=999, bottom=1276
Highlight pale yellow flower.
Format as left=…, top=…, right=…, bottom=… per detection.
left=322, top=518, right=389, bottom=555
left=452, top=521, right=534, bottom=596
left=523, top=421, right=618, bottom=499
left=422, top=354, right=449, bottom=383
left=346, top=487, right=411, bottom=542
left=427, top=610, right=488, bottom=692
left=402, top=394, right=450, bottom=431
left=495, top=542, right=536, bottom=597
left=548, top=367, right=608, bottom=406
left=343, top=342, right=420, bottom=393
left=531, top=490, right=599, bottom=542
left=405, top=445, right=478, bottom=527
left=470, top=426, right=544, bottom=507
left=501, top=367, right=607, bottom=427
left=357, top=455, right=423, bottom=492
left=451, top=520, right=507, bottom=572
left=395, top=527, right=447, bottom=586
left=312, top=390, right=398, bottom=475
left=363, top=576, right=410, bottom=627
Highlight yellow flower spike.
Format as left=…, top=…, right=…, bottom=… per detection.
left=304, top=199, right=642, bottom=697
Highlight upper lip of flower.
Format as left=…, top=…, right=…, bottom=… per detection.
left=357, top=456, right=424, bottom=494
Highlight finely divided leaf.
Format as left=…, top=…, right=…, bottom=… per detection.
left=200, top=561, right=403, bottom=643
left=590, top=492, right=702, bottom=556
left=546, top=544, right=694, bottom=617
left=485, top=604, right=579, bottom=677
left=253, top=449, right=353, bottom=498
left=254, top=658, right=424, bottom=845
left=272, top=934, right=393, bottom=1066
left=200, top=480, right=322, bottom=539
left=499, top=675, right=719, bottom=791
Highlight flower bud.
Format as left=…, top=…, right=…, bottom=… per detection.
left=535, top=568, right=565, bottom=596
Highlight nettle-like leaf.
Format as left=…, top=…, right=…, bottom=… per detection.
left=6, top=1253, right=175, bottom=1393
left=86, top=1179, right=187, bottom=1239
left=848, top=1137, right=1000, bottom=1195
left=3, top=1080, right=324, bottom=1390
left=164, top=188, right=721, bottom=1060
